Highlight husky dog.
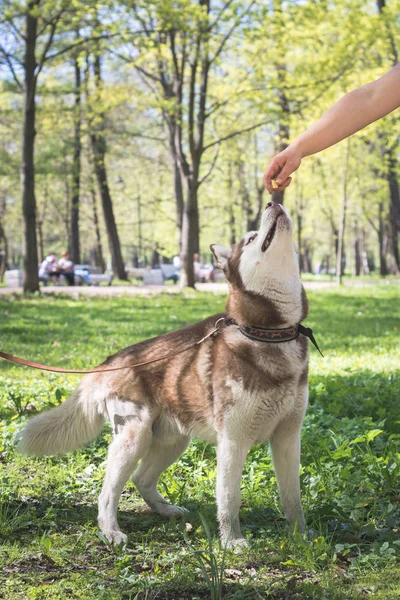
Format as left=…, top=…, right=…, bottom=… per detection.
left=18, top=201, right=309, bottom=548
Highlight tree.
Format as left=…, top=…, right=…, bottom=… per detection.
left=88, top=50, right=127, bottom=280
left=120, top=0, right=264, bottom=286
left=70, top=34, right=81, bottom=264
left=0, top=0, right=83, bottom=291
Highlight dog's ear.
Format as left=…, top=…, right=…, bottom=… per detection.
left=210, top=244, right=232, bottom=271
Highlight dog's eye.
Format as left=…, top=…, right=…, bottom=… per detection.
left=246, top=234, right=257, bottom=245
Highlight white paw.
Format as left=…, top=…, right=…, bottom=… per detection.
left=157, top=504, right=188, bottom=518
left=225, top=537, right=249, bottom=551
left=102, top=529, right=127, bottom=545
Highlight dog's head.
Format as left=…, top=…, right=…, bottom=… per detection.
left=211, top=202, right=308, bottom=327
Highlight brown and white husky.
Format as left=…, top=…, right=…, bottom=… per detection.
left=18, top=201, right=309, bottom=548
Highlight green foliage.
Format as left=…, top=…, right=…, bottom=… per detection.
left=1, top=1, right=399, bottom=269
left=0, top=285, right=399, bottom=598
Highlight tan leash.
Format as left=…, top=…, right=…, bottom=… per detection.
left=0, top=318, right=227, bottom=375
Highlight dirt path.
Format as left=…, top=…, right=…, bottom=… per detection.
left=2, top=279, right=396, bottom=297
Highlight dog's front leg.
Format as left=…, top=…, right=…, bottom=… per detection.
left=216, top=436, right=249, bottom=549
left=269, top=412, right=305, bottom=533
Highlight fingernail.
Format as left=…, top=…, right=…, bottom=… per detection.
left=276, top=179, right=282, bottom=185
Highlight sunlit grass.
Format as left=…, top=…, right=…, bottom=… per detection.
left=0, top=284, right=399, bottom=599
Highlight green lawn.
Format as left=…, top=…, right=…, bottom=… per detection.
left=0, top=285, right=399, bottom=599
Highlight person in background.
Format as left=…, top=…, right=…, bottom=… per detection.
left=173, top=253, right=182, bottom=270
left=57, top=251, right=75, bottom=286
left=264, top=64, right=400, bottom=193
left=38, top=254, right=58, bottom=285
left=193, top=253, right=202, bottom=282
left=193, top=253, right=215, bottom=283
left=74, top=265, right=93, bottom=286
left=151, top=245, right=161, bottom=269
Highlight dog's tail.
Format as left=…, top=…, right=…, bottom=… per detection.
left=17, top=382, right=105, bottom=456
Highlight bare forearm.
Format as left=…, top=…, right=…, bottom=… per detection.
left=264, top=64, right=400, bottom=193
left=296, top=75, right=400, bottom=157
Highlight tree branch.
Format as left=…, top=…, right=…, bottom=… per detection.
left=203, top=119, right=269, bottom=152
left=43, top=32, right=123, bottom=63
left=0, top=45, right=23, bottom=89
left=209, top=0, right=256, bottom=65
left=208, top=0, right=236, bottom=32
left=198, top=142, right=220, bottom=186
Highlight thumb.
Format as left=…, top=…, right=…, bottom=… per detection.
left=275, top=153, right=301, bottom=184
left=275, top=161, right=295, bottom=185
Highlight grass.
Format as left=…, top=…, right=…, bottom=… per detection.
left=0, top=284, right=399, bottom=599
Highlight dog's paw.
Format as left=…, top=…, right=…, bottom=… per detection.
left=225, top=537, right=249, bottom=551
left=102, top=530, right=128, bottom=545
left=157, top=504, right=188, bottom=518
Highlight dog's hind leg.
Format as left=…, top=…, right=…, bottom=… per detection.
left=98, top=401, right=153, bottom=545
left=132, top=435, right=190, bottom=517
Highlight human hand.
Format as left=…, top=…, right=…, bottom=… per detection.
left=264, top=144, right=303, bottom=193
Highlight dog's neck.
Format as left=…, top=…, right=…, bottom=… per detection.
left=226, top=279, right=308, bottom=329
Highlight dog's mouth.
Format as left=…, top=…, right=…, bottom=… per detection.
left=261, top=219, right=278, bottom=252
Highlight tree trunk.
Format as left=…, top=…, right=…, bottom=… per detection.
left=336, top=141, right=350, bottom=285
left=22, top=2, right=39, bottom=293
left=248, top=186, right=264, bottom=232
left=302, top=242, right=312, bottom=273
left=353, top=239, right=361, bottom=276
left=0, top=196, right=8, bottom=282
left=168, top=123, right=184, bottom=251
left=90, top=176, right=105, bottom=272
left=351, top=220, right=361, bottom=276
left=387, top=150, right=400, bottom=273
left=91, top=53, right=127, bottom=280
left=360, top=229, right=370, bottom=275
left=377, top=0, right=399, bottom=273
left=180, top=178, right=197, bottom=288
left=70, top=51, right=81, bottom=264
left=227, top=164, right=236, bottom=246
left=271, top=61, right=290, bottom=206
left=37, top=219, right=44, bottom=263
left=297, top=213, right=303, bottom=273
left=91, top=137, right=127, bottom=278
left=378, top=202, right=389, bottom=276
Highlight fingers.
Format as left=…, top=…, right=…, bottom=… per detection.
left=274, top=163, right=296, bottom=187
left=264, top=146, right=302, bottom=194
left=280, top=177, right=292, bottom=190
left=264, top=156, right=285, bottom=193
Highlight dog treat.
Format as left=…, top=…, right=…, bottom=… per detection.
left=271, top=179, right=279, bottom=189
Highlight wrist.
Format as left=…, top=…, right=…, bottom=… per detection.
left=289, top=139, right=306, bottom=159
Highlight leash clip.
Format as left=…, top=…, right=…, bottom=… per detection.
left=195, top=317, right=227, bottom=346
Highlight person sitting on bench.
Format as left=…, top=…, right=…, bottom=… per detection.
left=57, top=251, right=75, bottom=286
left=38, top=254, right=58, bottom=285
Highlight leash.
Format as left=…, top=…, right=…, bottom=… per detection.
left=0, top=317, right=323, bottom=375
left=0, top=318, right=227, bottom=374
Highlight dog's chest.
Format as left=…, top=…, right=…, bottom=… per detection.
left=216, top=333, right=308, bottom=443
left=223, top=375, right=302, bottom=443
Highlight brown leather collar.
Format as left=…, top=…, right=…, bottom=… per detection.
left=224, top=318, right=324, bottom=356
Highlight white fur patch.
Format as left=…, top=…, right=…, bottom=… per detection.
left=238, top=204, right=304, bottom=325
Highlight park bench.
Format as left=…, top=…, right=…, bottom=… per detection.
left=142, top=264, right=179, bottom=286
left=4, top=269, right=23, bottom=288
left=74, top=265, right=113, bottom=286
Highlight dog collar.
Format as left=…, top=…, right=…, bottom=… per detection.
left=224, top=318, right=323, bottom=357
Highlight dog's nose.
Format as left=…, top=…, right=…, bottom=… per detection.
left=265, top=201, right=274, bottom=209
